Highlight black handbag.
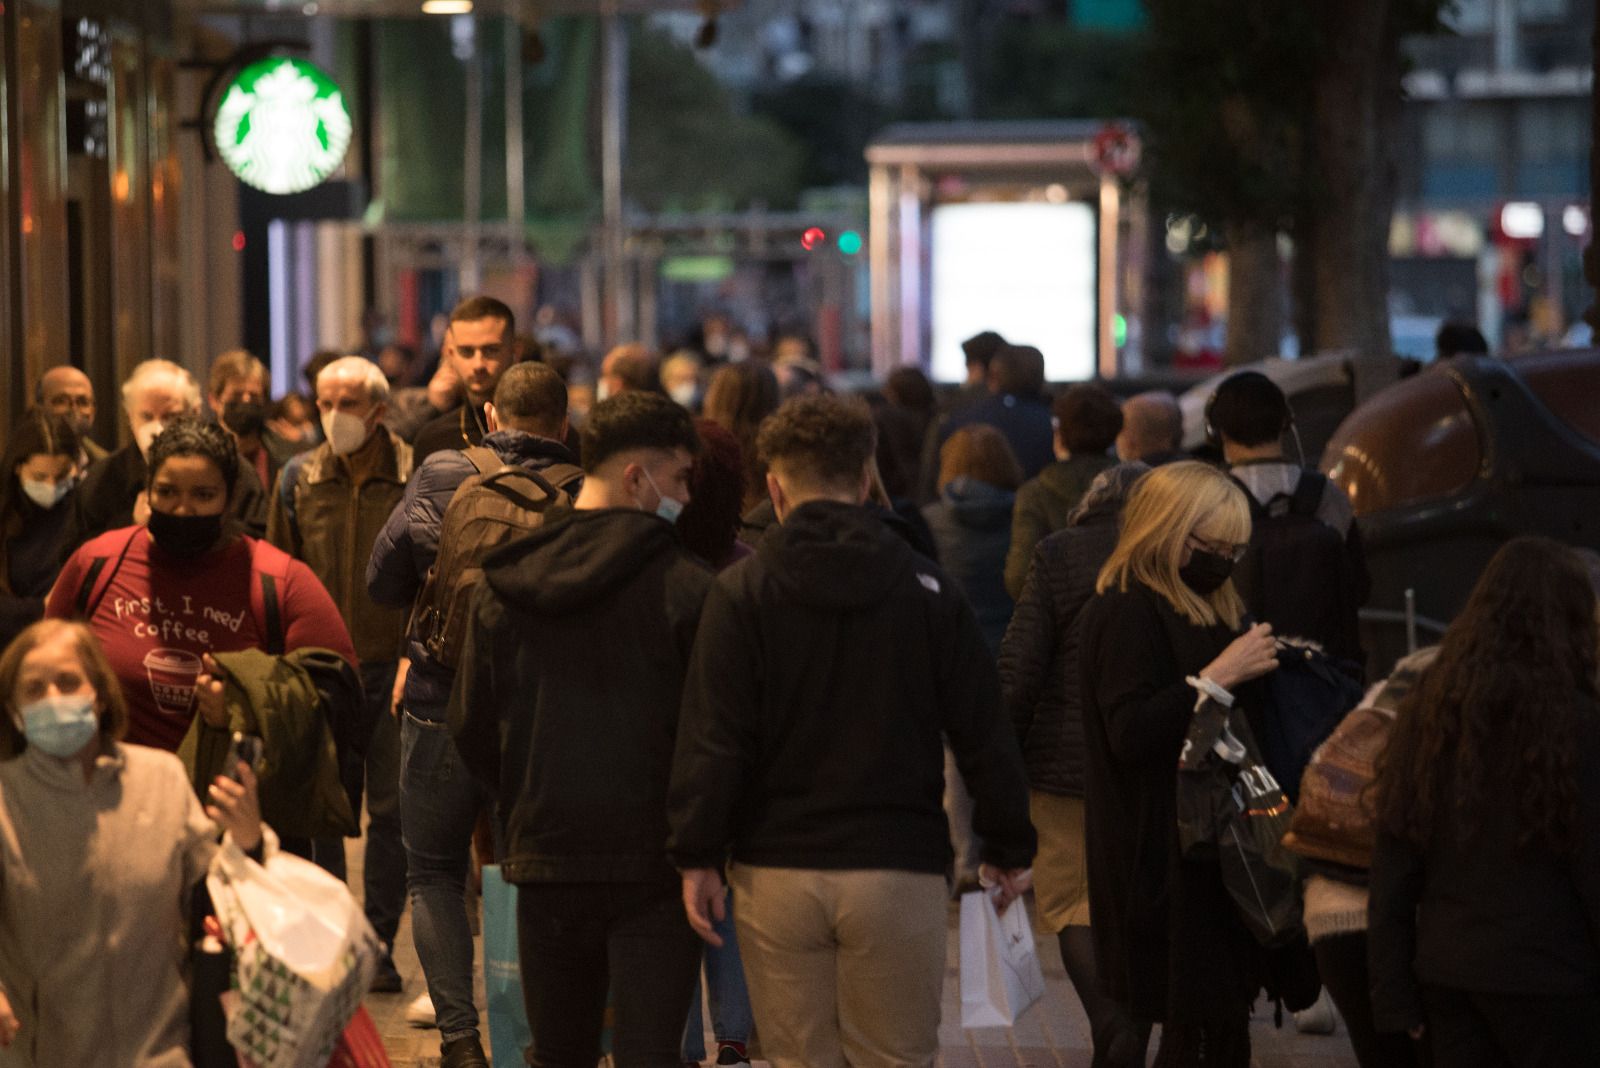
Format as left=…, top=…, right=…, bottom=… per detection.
left=1177, top=696, right=1306, bottom=948
left=189, top=882, right=239, bottom=1067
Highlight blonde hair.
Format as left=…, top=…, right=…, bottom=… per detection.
left=1096, top=461, right=1252, bottom=628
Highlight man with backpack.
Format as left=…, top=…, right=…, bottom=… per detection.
left=450, top=391, right=709, bottom=1067
left=366, top=361, right=580, bottom=1068
left=1206, top=371, right=1369, bottom=666
left=1206, top=370, right=1371, bottom=1036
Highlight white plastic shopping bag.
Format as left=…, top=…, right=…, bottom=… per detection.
left=207, top=836, right=382, bottom=1068
left=959, top=889, right=1045, bottom=1028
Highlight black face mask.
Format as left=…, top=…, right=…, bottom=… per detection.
left=222, top=399, right=266, bottom=439
left=147, top=509, right=224, bottom=559
left=1179, top=548, right=1236, bottom=595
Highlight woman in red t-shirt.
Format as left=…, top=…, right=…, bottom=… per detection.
left=47, top=419, right=355, bottom=751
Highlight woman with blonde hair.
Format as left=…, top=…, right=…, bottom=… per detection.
left=1077, top=461, right=1279, bottom=1067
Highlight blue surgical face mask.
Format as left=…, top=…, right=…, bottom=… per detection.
left=19, top=694, right=99, bottom=758
left=641, top=468, right=685, bottom=525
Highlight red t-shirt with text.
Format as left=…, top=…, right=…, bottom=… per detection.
left=47, top=527, right=356, bottom=752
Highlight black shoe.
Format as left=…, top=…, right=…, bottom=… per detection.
left=440, top=1034, right=489, bottom=1068
left=716, top=1044, right=752, bottom=1066
left=369, top=955, right=404, bottom=994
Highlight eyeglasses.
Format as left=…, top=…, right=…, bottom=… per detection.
left=1188, top=534, right=1248, bottom=562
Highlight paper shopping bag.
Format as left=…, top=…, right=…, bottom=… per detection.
left=959, top=890, right=1046, bottom=1029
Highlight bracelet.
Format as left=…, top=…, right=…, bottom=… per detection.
left=1185, top=674, right=1235, bottom=708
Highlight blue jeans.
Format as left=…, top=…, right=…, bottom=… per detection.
left=361, top=661, right=407, bottom=953
left=401, top=707, right=495, bottom=1043
left=681, top=904, right=753, bottom=1063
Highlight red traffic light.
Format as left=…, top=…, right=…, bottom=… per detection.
left=801, top=226, right=826, bottom=251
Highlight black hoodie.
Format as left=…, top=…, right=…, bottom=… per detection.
left=449, top=507, right=713, bottom=884
left=668, top=500, right=1035, bottom=875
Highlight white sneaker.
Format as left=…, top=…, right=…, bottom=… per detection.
left=405, top=992, right=437, bottom=1029
left=1293, top=988, right=1338, bottom=1035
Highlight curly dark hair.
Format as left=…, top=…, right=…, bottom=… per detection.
left=146, top=417, right=241, bottom=500
left=757, top=393, right=877, bottom=491
left=1376, top=536, right=1600, bottom=854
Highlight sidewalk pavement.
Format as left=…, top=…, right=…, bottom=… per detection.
left=350, top=841, right=1360, bottom=1068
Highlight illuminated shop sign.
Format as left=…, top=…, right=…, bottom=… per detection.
left=214, top=57, right=352, bottom=195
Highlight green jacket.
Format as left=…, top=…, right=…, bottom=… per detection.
left=177, top=647, right=357, bottom=839
left=267, top=429, right=413, bottom=664
left=1004, top=454, right=1116, bottom=599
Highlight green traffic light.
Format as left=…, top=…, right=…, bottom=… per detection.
left=1113, top=314, right=1128, bottom=347
left=837, top=230, right=863, bottom=256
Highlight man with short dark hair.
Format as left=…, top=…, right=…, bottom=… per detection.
left=449, top=391, right=708, bottom=1068
left=411, top=296, right=521, bottom=463
left=1004, top=383, right=1123, bottom=598
left=367, top=360, right=582, bottom=1068
left=939, top=342, right=1056, bottom=479
left=1208, top=370, right=1368, bottom=663
left=1116, top=390, right=1185, bottom=465
left=669, top=394, right=1035, bottom=1068
left=36, top=366, right=106, bottom=465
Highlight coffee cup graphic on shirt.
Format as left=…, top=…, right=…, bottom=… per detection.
left=143, top=649, right=204, bottom=716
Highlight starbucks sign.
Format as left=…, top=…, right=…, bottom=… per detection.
left=214, top=57, right=352, bottom=195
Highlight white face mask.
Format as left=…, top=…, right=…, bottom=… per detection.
left=668, top=383, right=697, bottom=409
left=321, top=410, right=372, bottom=456
left=596, top=379, right=614, bottom=403
left=133, top=420, right=165, bottom=458
left=20, top=477, right=72, bottom=510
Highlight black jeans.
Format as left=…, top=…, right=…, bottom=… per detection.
left=1315, top=934, right=1421, bottom=1068
left=516, top=880, right=703, bottom=1068
left=1420, top=985, right=1600, bottom=1068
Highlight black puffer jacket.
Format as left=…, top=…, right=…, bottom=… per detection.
left=997, top=497, right=1119, bottom=797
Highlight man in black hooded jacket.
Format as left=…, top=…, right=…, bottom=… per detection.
left=668, top=393, right=1036, bottom=1068
left=450, top=391, right=708, bottom=1068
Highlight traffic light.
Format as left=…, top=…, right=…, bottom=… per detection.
left=801, top=226, right=826, bottom=251
left=837, top=230, right=863, bottom=256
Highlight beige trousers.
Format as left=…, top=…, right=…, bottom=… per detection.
left=729, top=864, right=948, bottom=1068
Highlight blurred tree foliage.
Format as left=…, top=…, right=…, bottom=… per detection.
left=626, top=24, right=806, bottom=211
left=975, top=22, right=1142, bottom=120
left=749, top=76, right=888, bottom=189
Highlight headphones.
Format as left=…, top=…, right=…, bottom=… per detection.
left=1204, top=372, right=1301, bottom=463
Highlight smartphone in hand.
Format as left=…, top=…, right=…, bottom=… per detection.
left=225, top=732, right=263, bottom=783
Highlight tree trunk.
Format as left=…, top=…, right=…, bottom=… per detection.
left=1307, top=1, right=1398, bottom=358
left=1225, top=221, right=1283, bottom=366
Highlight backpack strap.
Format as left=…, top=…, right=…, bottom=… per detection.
left=72, top=526, right=142, bottom=621
left=1288, top=470, right=1327, bottom=518
left=247, top=538, right=293, bottom=656
left=539, top=462, right=585, bottom=494
left=463, top=446, right=503, bottom=479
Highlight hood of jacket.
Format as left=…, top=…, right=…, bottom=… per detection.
left=485, top=428, right=578, bottom=468
left=758, top=500, right=914, bottom=611
left=484, top=508, right=680, bottom=614
left=940, top=477, right=1016, bottom=531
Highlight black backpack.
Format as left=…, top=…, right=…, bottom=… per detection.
left=1256, top=638, right=1366, bottom=803
left=1232, top=469, right=1362, bottom=664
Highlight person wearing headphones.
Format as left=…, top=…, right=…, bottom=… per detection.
left=1204, top=371, right=1368, bottom=668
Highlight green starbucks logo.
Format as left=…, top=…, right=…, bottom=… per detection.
left=214, top=56, right=352, bottom=195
